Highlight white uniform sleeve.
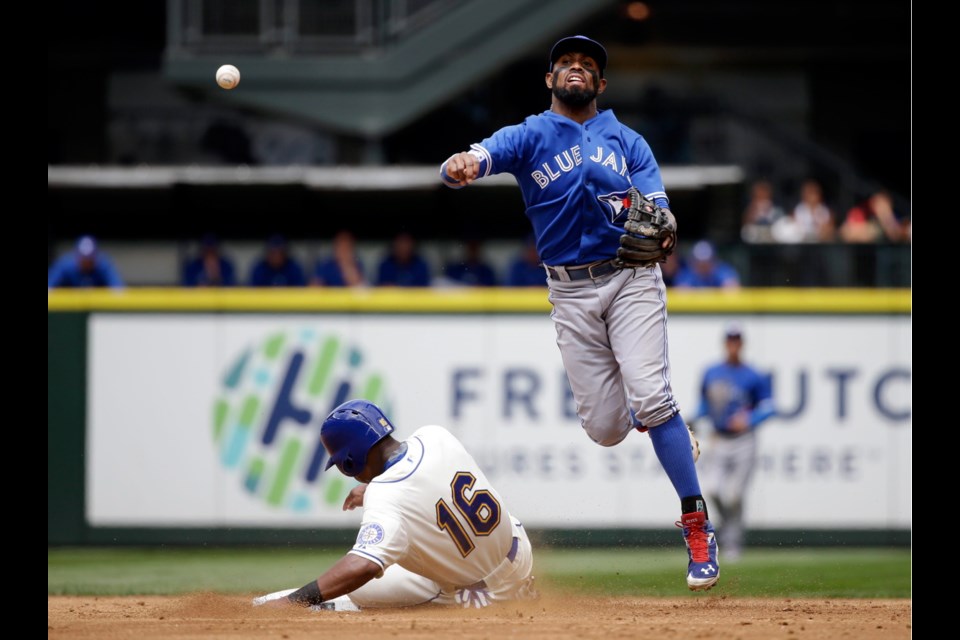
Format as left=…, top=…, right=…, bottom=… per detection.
left=347, top=509, right=409, bottom=573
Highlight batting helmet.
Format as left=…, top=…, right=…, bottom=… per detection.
left=321, top=400, right=395, bottom=477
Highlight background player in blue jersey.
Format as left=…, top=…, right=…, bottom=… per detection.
left=440, top=35, right=719, bottom=590
left=692, top=324, right=776, bottom=560
left=48, top=235, right=124, bottom=289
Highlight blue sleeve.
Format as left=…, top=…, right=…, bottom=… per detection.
left=289, top=261, right=306, bottom=286
left=626, top=134, right=667, bottom=205
left=440, top=124, right=526, bottom=188
left=182, top=259, right=199, bottom=286
left=717, top=263, right=740, bottom=287
left=249, top=262, right=267, bottom=287
left=48, top=257, right=70, bottom=288
left=749, top=371, right=776, bottom=428
left=222, top=259, right=237, bottom=286
left=97, top=257, right=124, bottom=288
left=415, top=258, right=431, bottom=286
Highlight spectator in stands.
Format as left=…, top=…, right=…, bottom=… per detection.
left=443, top=239, right=498, bottom=287
left=376, top=232, right=431, bottom=287
left=506, top=235, right=547, bottom=287
left=48, top=235, right=124, bottom=289
left=249, top=234, right=307, bottom=287
left=771, top=179, right=835, bottom=243
left=312, top=230, right=366, bottom=287
left=740, top=179, right=785, bottom=244
left=182, top=234, right=237, bottom=287
left=674, top=240, right=740, bottom=289
left=839, top=190, right=905, bottom=243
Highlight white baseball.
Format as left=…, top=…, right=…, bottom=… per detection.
left=216, top=64, right=240, bottom=90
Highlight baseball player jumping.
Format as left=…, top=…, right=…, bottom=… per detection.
left=441, top=35, right=719, bottom=590
left=254, top=400, right=537, bottom=610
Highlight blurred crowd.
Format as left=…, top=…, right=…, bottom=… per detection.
left=740, top=178, right=910, bottom=246
left=48, top=178, right=910, bottom=291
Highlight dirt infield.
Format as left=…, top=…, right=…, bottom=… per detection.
left=49, top=594, right=911, bottom=639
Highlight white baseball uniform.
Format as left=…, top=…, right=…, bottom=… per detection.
left=343, top=425, right=535, bottom=608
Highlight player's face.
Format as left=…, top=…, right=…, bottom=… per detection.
left=547, top=52, right=606, bottom=107
left=725, top=337, right=742, bottom=359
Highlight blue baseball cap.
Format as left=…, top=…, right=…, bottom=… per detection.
left=549, top=35, right=607, bottom=73
left=76, top=235, right=97, bottom=257
left=725, top=323, right=744, bottom=340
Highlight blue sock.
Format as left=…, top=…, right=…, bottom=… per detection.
left=648, top=413, right=702, bottom=499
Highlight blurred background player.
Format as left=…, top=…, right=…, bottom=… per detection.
left=692, top=324, right=776, bottom=560
left=48, top=235, right=124, bottom=289
left=181, top=233, right=236, bottom=287
left=674, top=240, right=740, bottom=289
left=505, top=234, right=548, bottom=287
left=443, top=238, right=498, bottom=287
left=376, top=232, right=431, bottom=287
left=248, top=234, right=307, bottom=287
left=312, top=230, right=366, bottom=287
left=254, top=399, right=536, bottom=610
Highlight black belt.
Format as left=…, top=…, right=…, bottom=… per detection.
left=545, top=259, right=620, bottom=282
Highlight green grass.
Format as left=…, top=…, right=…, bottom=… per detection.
left=48, top=547, right=910, bottom=599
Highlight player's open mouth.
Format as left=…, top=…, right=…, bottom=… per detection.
left=566, top=74, right=585, bottom=85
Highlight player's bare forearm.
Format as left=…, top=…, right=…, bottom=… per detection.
left=314, top=554, right=382, bottom=601
left=342, top=484, right=367, bottom=510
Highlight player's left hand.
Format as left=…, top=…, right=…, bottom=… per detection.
left=454, top=585, right=492, bottom=609
left=342, top=484, right=367, bottom=511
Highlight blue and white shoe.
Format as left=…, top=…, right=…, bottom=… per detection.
left=677, top=511, right=720, bottom=591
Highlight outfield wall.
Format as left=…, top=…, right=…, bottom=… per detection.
left=48, top=288, right=911, bottom=546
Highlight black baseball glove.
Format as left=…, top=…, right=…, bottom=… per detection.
left=615, top=187, right=677, bottom=268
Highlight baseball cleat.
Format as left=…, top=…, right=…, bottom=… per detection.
left=677, top=511, right=720, bottom=591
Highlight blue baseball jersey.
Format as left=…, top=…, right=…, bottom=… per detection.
left=697, top=363, right=775, bottom=434
left=314, top=258, right=365, bottom=287
left=48, top=254, right=124, bottom=288
left=442, top=109, right=667, bottom=266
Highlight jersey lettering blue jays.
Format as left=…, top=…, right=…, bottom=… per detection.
left=442, top=109, right=668, bottom=265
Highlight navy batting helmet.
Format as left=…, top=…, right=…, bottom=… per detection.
left=321, top=400, right=395, bottom=477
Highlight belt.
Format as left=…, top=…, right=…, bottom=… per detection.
left=506, top=535, right=519, bottom=562
left=545, top=259, right=620, bottom=282
left=465, top=537, right=520, bottom=591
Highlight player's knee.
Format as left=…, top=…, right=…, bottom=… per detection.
left=582, top=423, right=628, bottom=447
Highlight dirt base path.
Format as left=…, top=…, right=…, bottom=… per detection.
left=48, top=594, right=912, bottom=640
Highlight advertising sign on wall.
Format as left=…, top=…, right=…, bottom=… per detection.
left=87, top=314, right=910, bottom=529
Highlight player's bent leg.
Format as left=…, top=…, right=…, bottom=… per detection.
left=346, top=564, right=443, bottom=609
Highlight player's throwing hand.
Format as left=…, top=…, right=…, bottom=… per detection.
left=443, top=152, right=480, bottom=186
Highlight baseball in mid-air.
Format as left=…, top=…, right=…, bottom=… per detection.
left=216, top=64, right=240, bottom=90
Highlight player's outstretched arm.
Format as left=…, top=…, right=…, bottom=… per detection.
left=283, top=554, right=382, bottom=607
